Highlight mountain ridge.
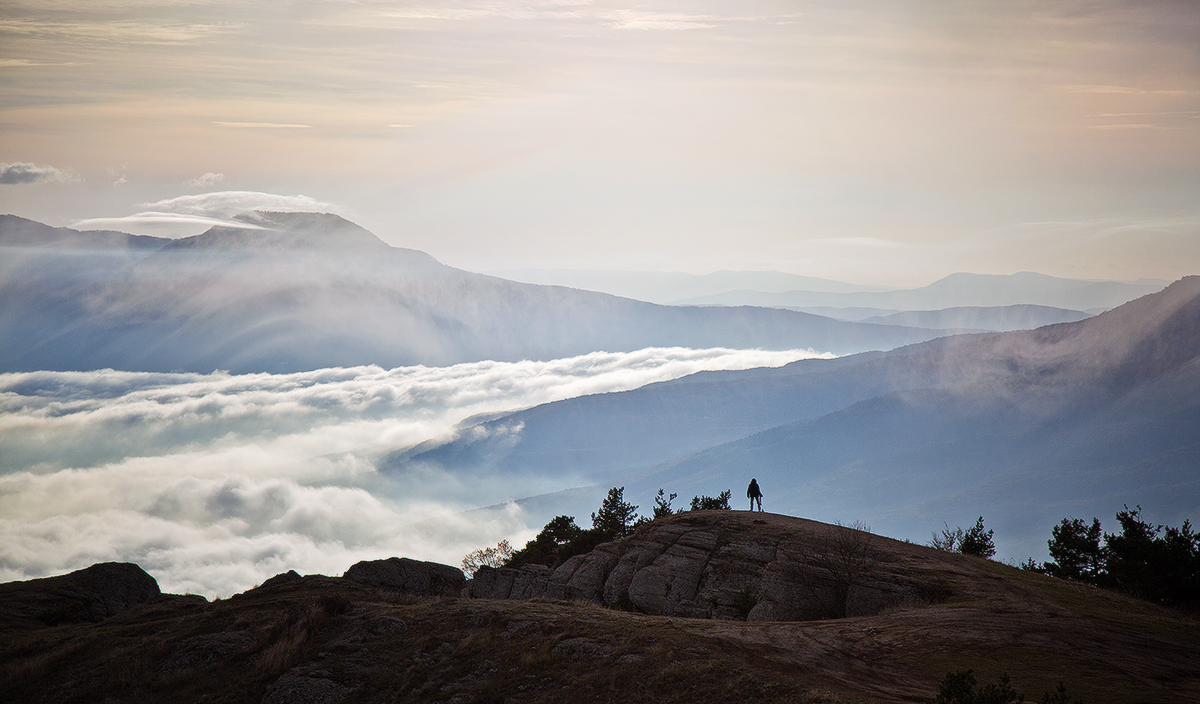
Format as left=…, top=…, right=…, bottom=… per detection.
left=162, top=212, right=394, bottom=252
left=0, top=213, right=949, bottom=373
left=0, top=214, right=170, bottom=250
left=675, top=270, right=1165, bottom=311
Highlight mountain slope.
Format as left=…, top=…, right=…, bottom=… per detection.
left=0, top=213, right=947, bottom=373
left=406, top=278, right=1200, bottom=560
left=0, top=214, right=170, bottom=251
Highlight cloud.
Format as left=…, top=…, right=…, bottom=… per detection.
left=1086, top=124, right=1180, bottom=130
left=70, top=211, right=264, bottom=233
left=375, top=3, right=775, bottom=30
left=0, top=18, right=235, bottom=44
left=599, top=11, right=718, bottom=31
left=186, top=172, right=225, bottom=188
left=0, top=347, right=828, bottom=596
left=1052, top=84, right=1195, bottom=96
left=141, top=191, right=343, bottom=218
left=212, top=122, right=312, bottom=129
left=69, top=191, right=345, bottom=236
left=0, top=162, right=76, bottom=185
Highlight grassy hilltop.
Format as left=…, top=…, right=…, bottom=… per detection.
left=2, top=511, right=1198, bottom=703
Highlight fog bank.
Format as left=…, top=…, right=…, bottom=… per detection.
left=0, top=346, right=824, bottom=596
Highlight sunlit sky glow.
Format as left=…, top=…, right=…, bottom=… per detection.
left=2, top=0, right=1198, bottom=285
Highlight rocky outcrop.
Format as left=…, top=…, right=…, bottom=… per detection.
left=467, top=512, right=945, bottom=621
left=0, top=562, right=162, bottom=627
left=343, top=557, right=464, bottom=597
left=255, top=570, right=304, bottom=591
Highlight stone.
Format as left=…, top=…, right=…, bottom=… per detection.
left=461, top=512, right=943, bottom=623
left=466, top=564, right=552, bottom=600
left=256, top=570, right=304, bottom=591
left=343, top=557, right=464, bottom=597
left=160, top=630, right=256, bottom=673
left=0, top=562, right=162, bottom=627
left=261, top=669, right=352, bottom=704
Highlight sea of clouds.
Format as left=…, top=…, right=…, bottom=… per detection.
left=0, top=346, right=826, bottom=597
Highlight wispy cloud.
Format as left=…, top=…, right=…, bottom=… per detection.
left=185, top=172, right=225, bottom=188
left=0, top=347, right=826, bottom=596
left=141, top=190, right=342, bottom=218
left=1051, top=84, right=1195, bottom=95
left=70, top=211, right=263, bottom=233
left=69, top=191, right=345, bottom=236
left=0, top=162, right=77, bottom=185
left=212, top=121, right=312, bottom=129
left=375, top=3, right=781, bottom=30
left=0, top=18, right=236, bottom=44
left=598, top=10, right=718, bottom=31
left=0, top=58, right=49, bottom=67
left=1086, top=123, right=1180, bottom=130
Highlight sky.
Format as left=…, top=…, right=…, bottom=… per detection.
left=2, top=0, right=1198, bottom=287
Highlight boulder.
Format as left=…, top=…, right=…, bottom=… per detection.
left=256, top=570, right=304, bottom=591
left=0, top=562, right=162, bottom=628
left=466, top=563, right=554, bottom=600
left=343, top=557, right=464, bottom=597
left=463, top=512, right=940, bottom=622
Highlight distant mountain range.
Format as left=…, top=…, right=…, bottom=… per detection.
left=398, top=277, right=1200, bottom=561
left=673, top=271, right=1166, bottom=311
left=487, top=266, right=1166, bottom=312
left=0, top=213, right=944, bottom=373
left=487, top=268, right=892, bottom=302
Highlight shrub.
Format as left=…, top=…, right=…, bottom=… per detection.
left=506, top=516, right=582, bottom=569
left=930, top=523, right=963, bottom=551
left=461, top=539, right=514, bottom=577
left=927, top=670, right=1082, bottom=704
left=689, top=490, right=732, bottom=511
left=928, top=669, right=1021, bottom=704
left=929, top=517, right=995, bottom=558
left=652, top=489, right=678, bottom=519
left=959, top=517, right=996, bottom=558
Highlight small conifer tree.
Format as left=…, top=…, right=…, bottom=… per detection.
left=958, top=517, right=996, bottom=558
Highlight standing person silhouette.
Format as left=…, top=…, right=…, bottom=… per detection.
left=747, top=478, right=763, bottom=512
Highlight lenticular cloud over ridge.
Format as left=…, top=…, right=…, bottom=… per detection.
left=0, top=347, right=825, bottom=596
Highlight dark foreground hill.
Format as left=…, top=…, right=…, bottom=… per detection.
left=0, top=212, right=943, bottom=373
left=3, top=512, right=1198, bottom=704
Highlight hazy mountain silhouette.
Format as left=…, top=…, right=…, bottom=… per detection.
left=676, top=271, right=1165, bottom=311
left=859, top=304, right=1090, bottom=332
left=487, top=268, right=891, bottom=303
left=0, top=214, right=169, bottom=251
left=402, top=277, right=1200, bottom=559
left=0, top=212, right=945, bottom=373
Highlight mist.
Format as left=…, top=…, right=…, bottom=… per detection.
left=0, top=346, right=824, bottom=597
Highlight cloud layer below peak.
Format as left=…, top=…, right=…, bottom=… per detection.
left=0, top=346, right=826, bottom=596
